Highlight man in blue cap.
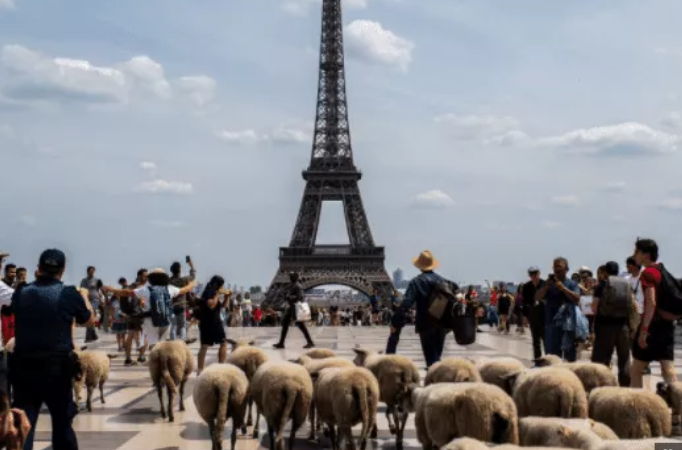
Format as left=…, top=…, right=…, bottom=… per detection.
left=10, top=248, right=96, bottom=450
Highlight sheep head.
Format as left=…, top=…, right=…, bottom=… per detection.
left=533, top=355, right=562, bottom=367
left=500, top=370, right=523, bottom=394
left=657, top=381, right=673, bottom=406
left=226, top=339, right=255, bottom=351
left=400, top=383, right=421, bottom=414
left=352, top=347, right=382, bottom=366
left=289, top=354, right=312, bottom=366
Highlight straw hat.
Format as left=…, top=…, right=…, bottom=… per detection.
left=412, top=250, right=439, bottom=272
left=0, top=248, right=9, bottom=259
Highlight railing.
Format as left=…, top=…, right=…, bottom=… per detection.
left=280, top=246, right=385, bottom=258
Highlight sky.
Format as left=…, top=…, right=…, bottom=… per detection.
left=1, top=0, right=682, bottom=287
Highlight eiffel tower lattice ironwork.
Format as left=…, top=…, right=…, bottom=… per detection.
left=261, top=0, right=393, bottom=309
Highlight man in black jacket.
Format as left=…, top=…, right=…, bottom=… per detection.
left=273, top=272, right=315, bottom=349
left=521, top=266, right=545, bottom=360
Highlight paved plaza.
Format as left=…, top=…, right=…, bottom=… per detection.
left=29, top=326, right=678, bottom=449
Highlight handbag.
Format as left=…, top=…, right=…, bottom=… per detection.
left=294, top=302, right=311, bottom=323
left=452, top=303, right=477, bottom=346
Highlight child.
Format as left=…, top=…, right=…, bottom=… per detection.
left=110, top=296, right=127, bottom=352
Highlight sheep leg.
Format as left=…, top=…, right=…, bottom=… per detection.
left=267, top=424, right=276, bottom=450
left=392, top=407, right=403, bottom=450
left=157, top=384, right=166, bottom=419
left=288, top=420, right=296, bottom=450
left=370, top=423, right=378, bottom=439
left=231, top=417, right=238, bottom=450
left=208, top=420, right=219, bottom=450
left=328, top=425, right=339, bottom=450
left=86, top=386, right=94, bottom=412
left=99, top=380, right=106, bottom=404
left=167, top=385, right=175, bottom=422
left=343, top=426, right=355, bottom=450
left=178, top=378, right=186, bottom=411
left=386, top=405, right=396, bottom=435
left=252, top=404, right=261, bottom=439
left=246, top=396, right=253, bottom=427
left=307, top=402, right=318, bottom=441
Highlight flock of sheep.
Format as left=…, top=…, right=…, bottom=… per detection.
left=9, top=336, right=682, bottom=450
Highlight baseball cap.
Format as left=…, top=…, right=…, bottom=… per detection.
left=527, top=266, right=540, bottom=273
left=38, top=249, right=66, bottom=271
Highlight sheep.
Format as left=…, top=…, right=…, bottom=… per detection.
left=518, top=417, right=618, bottom=446
left=303, top=348, right=336, bottom=359
left=352, top=347, right=420, bottom=449
left=291, top=354, right=355, bottom=441
left=250, top=361, right=313, bottom=450
left=534, top=357, right=618, bottom=394
left=193, top=363, right=249, bottom=450
left=314, top=366, right=379, bottom=450
left=474, top=357, right=526, bottom=395
left=589, top=386, right=671, bottom=439
left=552, top=425, right=678, bottom=450
left=441, top=437, right=491, bottom=450
left=425, top=357, right=482, bottom=386
left=503, top=367, right=588, bottom=418
left=656, top=380, right=682, bottom=429
left=402, top=382, right=519, bottom=449
left=0, top=389, right=29, bottom=450
left=72, top=350, right=116, bottom=412
left=148, top=340, right=195, bottom=422
left=225, top=339, right=269, bottom=437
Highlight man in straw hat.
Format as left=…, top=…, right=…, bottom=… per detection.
left=389, top=250, right=459, bottom=368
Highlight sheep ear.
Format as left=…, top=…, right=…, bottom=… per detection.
left=378, top=350, right=384, bottom=354
left=248, top=340, right=256, bottom=346
left=225, top=339, right=236, bottom=346
left=352, top=348, right=366, bottom=355
left=557, top=426, right=571, bottom=437
left=657, top=381, right=668, bottom=392
left=107, top=354, right=117, bottom=359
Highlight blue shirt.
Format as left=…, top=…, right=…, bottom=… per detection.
left=543, top=278, right=580, bottom=310
left=11, top=277, right=92, bottom=354
left=393, top=271, right=459, bottom=332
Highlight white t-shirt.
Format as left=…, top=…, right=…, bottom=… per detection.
left=242, top=299, right=252, bottom=312
left=0, top=280, right=13, bottom=307
left=134, top=285, right=181, bottom=312
left=625, top=274, right=644, bottom=313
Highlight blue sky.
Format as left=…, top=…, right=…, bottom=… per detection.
left=1, top=0, right=682, bottom=287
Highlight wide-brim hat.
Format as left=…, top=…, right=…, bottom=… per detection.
left=148, top=267, right=170, bottom=284
left=0, top=249, right=9, bottom=258
left=413, top=250, right=439, bottom=272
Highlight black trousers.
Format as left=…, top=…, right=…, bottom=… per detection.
left=525, top=303, right=545, bottom=360
left=277, top=307, right=314, bottom=345
left=419, top=327, right=448, bottom=368
left=591, top=322, right=631, bottom=387
left=385, top=326, right=402, bottom=354
left=11, top=352, right=79, bottom=450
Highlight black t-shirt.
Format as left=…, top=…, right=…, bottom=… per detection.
left=199, top=289, right=223, bottom=324
left=521, top=279, right=545, bottom=305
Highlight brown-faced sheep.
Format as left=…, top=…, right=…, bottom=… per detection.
left=251, top=361, right=313, bottom=450
left=193, top=363, right=249, bottom=450
left=425, top=357, right=482, bottom=386
left=552, top=425, right=678, bottom=450
left=403, top=382, right=518, bottom=450
left=291, top=354, right=354, bottom=441
left=474, top=357, right=526, bottom=395
left=504, top=367, right=588, bottom=418
left=589, top=386, right=671, bottom=439
left=314, top=366, right=379, bottom=450
left=148, top=340, right=195, bottom=422
left=534, top=357, right=618, bottom=394
left=656, top=380, right=682, bottom=428
left=225, top=339, right=269, bottom=436
left=73, top=350, right=116, bottom=412
left=518, top=417, right=618, bottom=446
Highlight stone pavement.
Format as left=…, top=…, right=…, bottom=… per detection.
left=29, top=325, right=674, bottom=449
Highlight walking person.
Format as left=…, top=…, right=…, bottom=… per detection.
left=390, top=250, right=459, bottom=369
left=630, top=238, right=678, bottom=387
left=120, top=270, right=147, bottom=366
left=590, top=261, right=638, bottom=387
left=10, top=249, right=96, bottom=450
left=80, top=266, right=103, bottom=343
left=168, top=257, right=196, bottom=341
left=497, top=284, right=513, bottom=333
left=273, top=272, right=315, bottom=349
left=196, top=276, right=230, bottom=375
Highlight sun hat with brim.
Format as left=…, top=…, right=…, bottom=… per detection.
left=148, top=267, right=170, bottom=285
left=0, top=249, right=9, bottom=258
left=578, top=266, right=592, bottom=274
left=413, top=250, right=439, bottom=272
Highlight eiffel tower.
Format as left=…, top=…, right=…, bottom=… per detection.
left=261, top=0, right=393, bottom=309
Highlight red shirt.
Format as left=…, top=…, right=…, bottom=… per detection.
left=253, top=309, right=262, bottom=321
left=640, top=265, right=661, bottom=291
left=1, top=314, right=15, bottom=346
left=489, top=291, right=498, bottom=307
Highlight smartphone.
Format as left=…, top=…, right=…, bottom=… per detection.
left=548, top=274, right=555, bottom=281
left=185, top=255, right=191, bottom=263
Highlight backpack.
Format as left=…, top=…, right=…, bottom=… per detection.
left=656, top=263, right=682, bottom=320
left=427, top=280, right=460, bottom=328
left=148, top=285, right=173, bottom=327
left=597, top=276, right=630, bottom=319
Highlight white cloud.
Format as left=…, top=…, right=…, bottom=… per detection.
left=140, top=161, right=156, bottom=172
left=601, top=181, right=626, bottom=192
left=215, top=129, right=263, bottom=145
left=149, top=220, right=186, bottom=228
left=542, top=221, right=563, bottom=228
left=659, top=198, right=682, bottom=211
left=0, top=0, right=15, bottom=11
left=345, top=20, right=414, bottom=71
left=434, top=114, right=521, bottom=141
left=411, top=190, right=455, bottom=209
left=135, top=179, right=193, bottom=195
left=550, top=195, right=580, bottom=207
left=483, top=130, right=530, bottom=146
left=0, top=44, right=216, bottom=108
left=270, top=126, right=310, bottom=144
left=536, top=122, right=679, bottom=156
